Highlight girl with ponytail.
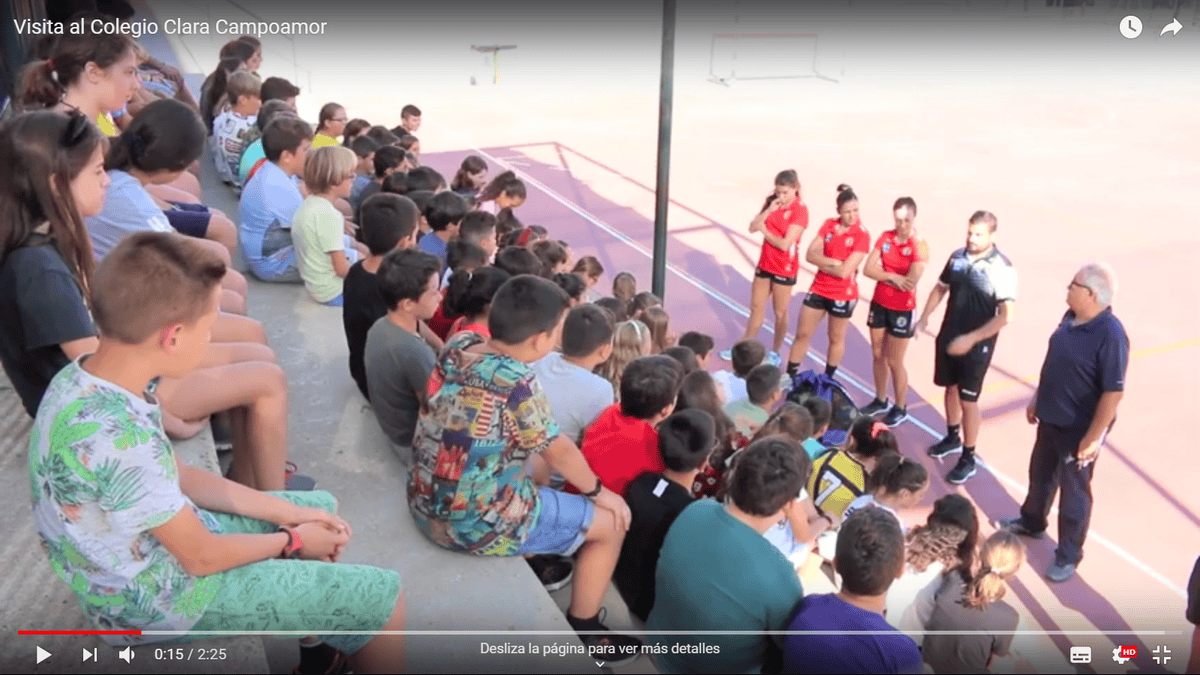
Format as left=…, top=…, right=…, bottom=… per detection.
left=443, top=266, right=511, bottom=338
left=922, top=531, right=1027, bottom=673
left=22, top=20, right=202, bottom=203
left=842, top=451, right=930, bottom=528
left=478, top=170, right=526, bottom=216
left=721, top=169, right=808, bottom=367
left=808, top=416, right=899, bottom=522
left=87, top=99, right=247, bottom=315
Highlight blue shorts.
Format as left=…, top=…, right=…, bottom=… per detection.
left=323, top=294, right=344, bottom=307
left=518, top=487, right=594, bottom=556
left=165, top=201, right=211, bottom=239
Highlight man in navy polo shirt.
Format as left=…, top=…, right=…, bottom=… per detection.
left=1001, top=263, right=1128, bottom=583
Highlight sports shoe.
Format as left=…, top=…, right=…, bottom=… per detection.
left=567, top=609, right=643, bottom=667
left=946, top=454, right=978, bottom=484
left=1046, top=562, right=1076, bottom=583
left=927, top=435, right=963, bottom=459
left=882, top=405, right=909, bottom=427
left=765, top=351, right=782, bottom=367
left=527, top=555, right=574, bottom=592
left=998, top=516, right=1045, bottom=539
left=719, top=348, right=733, bottom=361
left=859, top=398, right=890, bottom=417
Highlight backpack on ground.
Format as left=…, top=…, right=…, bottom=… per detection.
left=786, top=370, right=859, bottom=449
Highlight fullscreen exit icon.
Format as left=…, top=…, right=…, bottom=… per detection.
left=1153, top=645, right=1172, bottom=664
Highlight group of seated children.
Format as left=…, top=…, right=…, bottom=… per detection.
left=0, top=109, right=407, bottom=672
left=5, top=21, right=1038, bottom=674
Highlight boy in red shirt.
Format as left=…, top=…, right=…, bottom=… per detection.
left=580, top=355, right=684, bottom=496
left=786, top=184, right=870, bottom=380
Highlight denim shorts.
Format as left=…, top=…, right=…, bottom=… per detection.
left=518, top=487, right=595, bottom=556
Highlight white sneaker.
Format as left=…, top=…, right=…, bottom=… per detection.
left=765, top=351, right=782, bottom=367
left=719, top=348, right=733, bottom=361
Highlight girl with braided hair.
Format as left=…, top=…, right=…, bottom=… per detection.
left=886, top=494, right=979, bottom=632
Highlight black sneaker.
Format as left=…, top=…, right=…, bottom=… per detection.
left=999, top=516, right=1045, bottom=539
left=927, top=435, right=963, bottom=459
left=567, top=609, right=642, bottom=667
left=859, top=398, right=890, bottom=417
left=527, top=555, right=574, bottom=592
left=946, top=455, right=978, bottom=484
left=882, top=405, right=909, bottom=427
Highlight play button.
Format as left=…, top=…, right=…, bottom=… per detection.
left=36, top=646, right=51, bottom=664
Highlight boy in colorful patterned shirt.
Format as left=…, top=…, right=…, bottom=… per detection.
left=30, top=232, right=403, bottom=673
left=408, top=274, right=642, bottom=666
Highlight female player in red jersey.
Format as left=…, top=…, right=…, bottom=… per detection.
left=722, top=170, right=809, bottom=366
left=860, top=197, right=929, bottom=427
left=785, top=184, right=870, bottom=380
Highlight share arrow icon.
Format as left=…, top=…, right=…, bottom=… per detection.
left=1161, top=18, right=1183, bottom=36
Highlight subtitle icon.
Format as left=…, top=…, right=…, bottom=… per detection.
left=1070, top=646, right=1092, bottom=663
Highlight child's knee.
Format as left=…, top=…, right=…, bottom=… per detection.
left=584, top=507, right=625, bottom=545
left=220, top=289, right=248, bottom=315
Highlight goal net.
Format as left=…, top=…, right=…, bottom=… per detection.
left=708, top=33, right=836, bottom=85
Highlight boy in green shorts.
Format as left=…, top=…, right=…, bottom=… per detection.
left=30, top=232, right=404, bottom=673
left=408, top=274, right=642, bottom=666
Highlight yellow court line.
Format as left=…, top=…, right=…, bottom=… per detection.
left=979, top=336, right=1200, bottom=396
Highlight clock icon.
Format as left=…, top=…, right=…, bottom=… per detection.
left=1120, top=15, right=1143, bottom=39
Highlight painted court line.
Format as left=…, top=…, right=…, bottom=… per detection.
left=475, top=146, right=1188, bottom=601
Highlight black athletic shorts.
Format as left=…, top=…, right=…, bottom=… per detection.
left=803, top=291, right=856, bottom=319
left=867, top=301, right=915, bottom=339
left=755, top=268, right=797, bottom=286
left=164, top=201, right=212, bottom=239
left=933, top=336, right=995, bottom=402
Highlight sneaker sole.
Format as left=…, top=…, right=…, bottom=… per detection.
left=927, top=443, right=963, bottom=459
left=883, top=413, right=909, bottom=427
left=999, top=520, right=1046, bottom=540
left=542, top=568, right=574, bottom=592
left=947, top=465, right=977, bottom=484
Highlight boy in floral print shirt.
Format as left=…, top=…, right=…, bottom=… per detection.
left=408, top=275, right=643, bottom=666
left=29, top=232, right=403, bottom=673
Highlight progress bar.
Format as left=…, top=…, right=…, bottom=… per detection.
left=20, top=630, right=1182, bottom=637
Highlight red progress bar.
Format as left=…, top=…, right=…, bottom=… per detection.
left=19, top=630, right=142, bottom=635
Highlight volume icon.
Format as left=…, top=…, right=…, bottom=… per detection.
left=119, top=646, right=135, bottom=663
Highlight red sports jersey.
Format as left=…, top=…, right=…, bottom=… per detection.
left=871, top=231, right=930, bottom=311
left=756, top=198, right=809, bottom=277
left=809, top=218, right=870, bottom=301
